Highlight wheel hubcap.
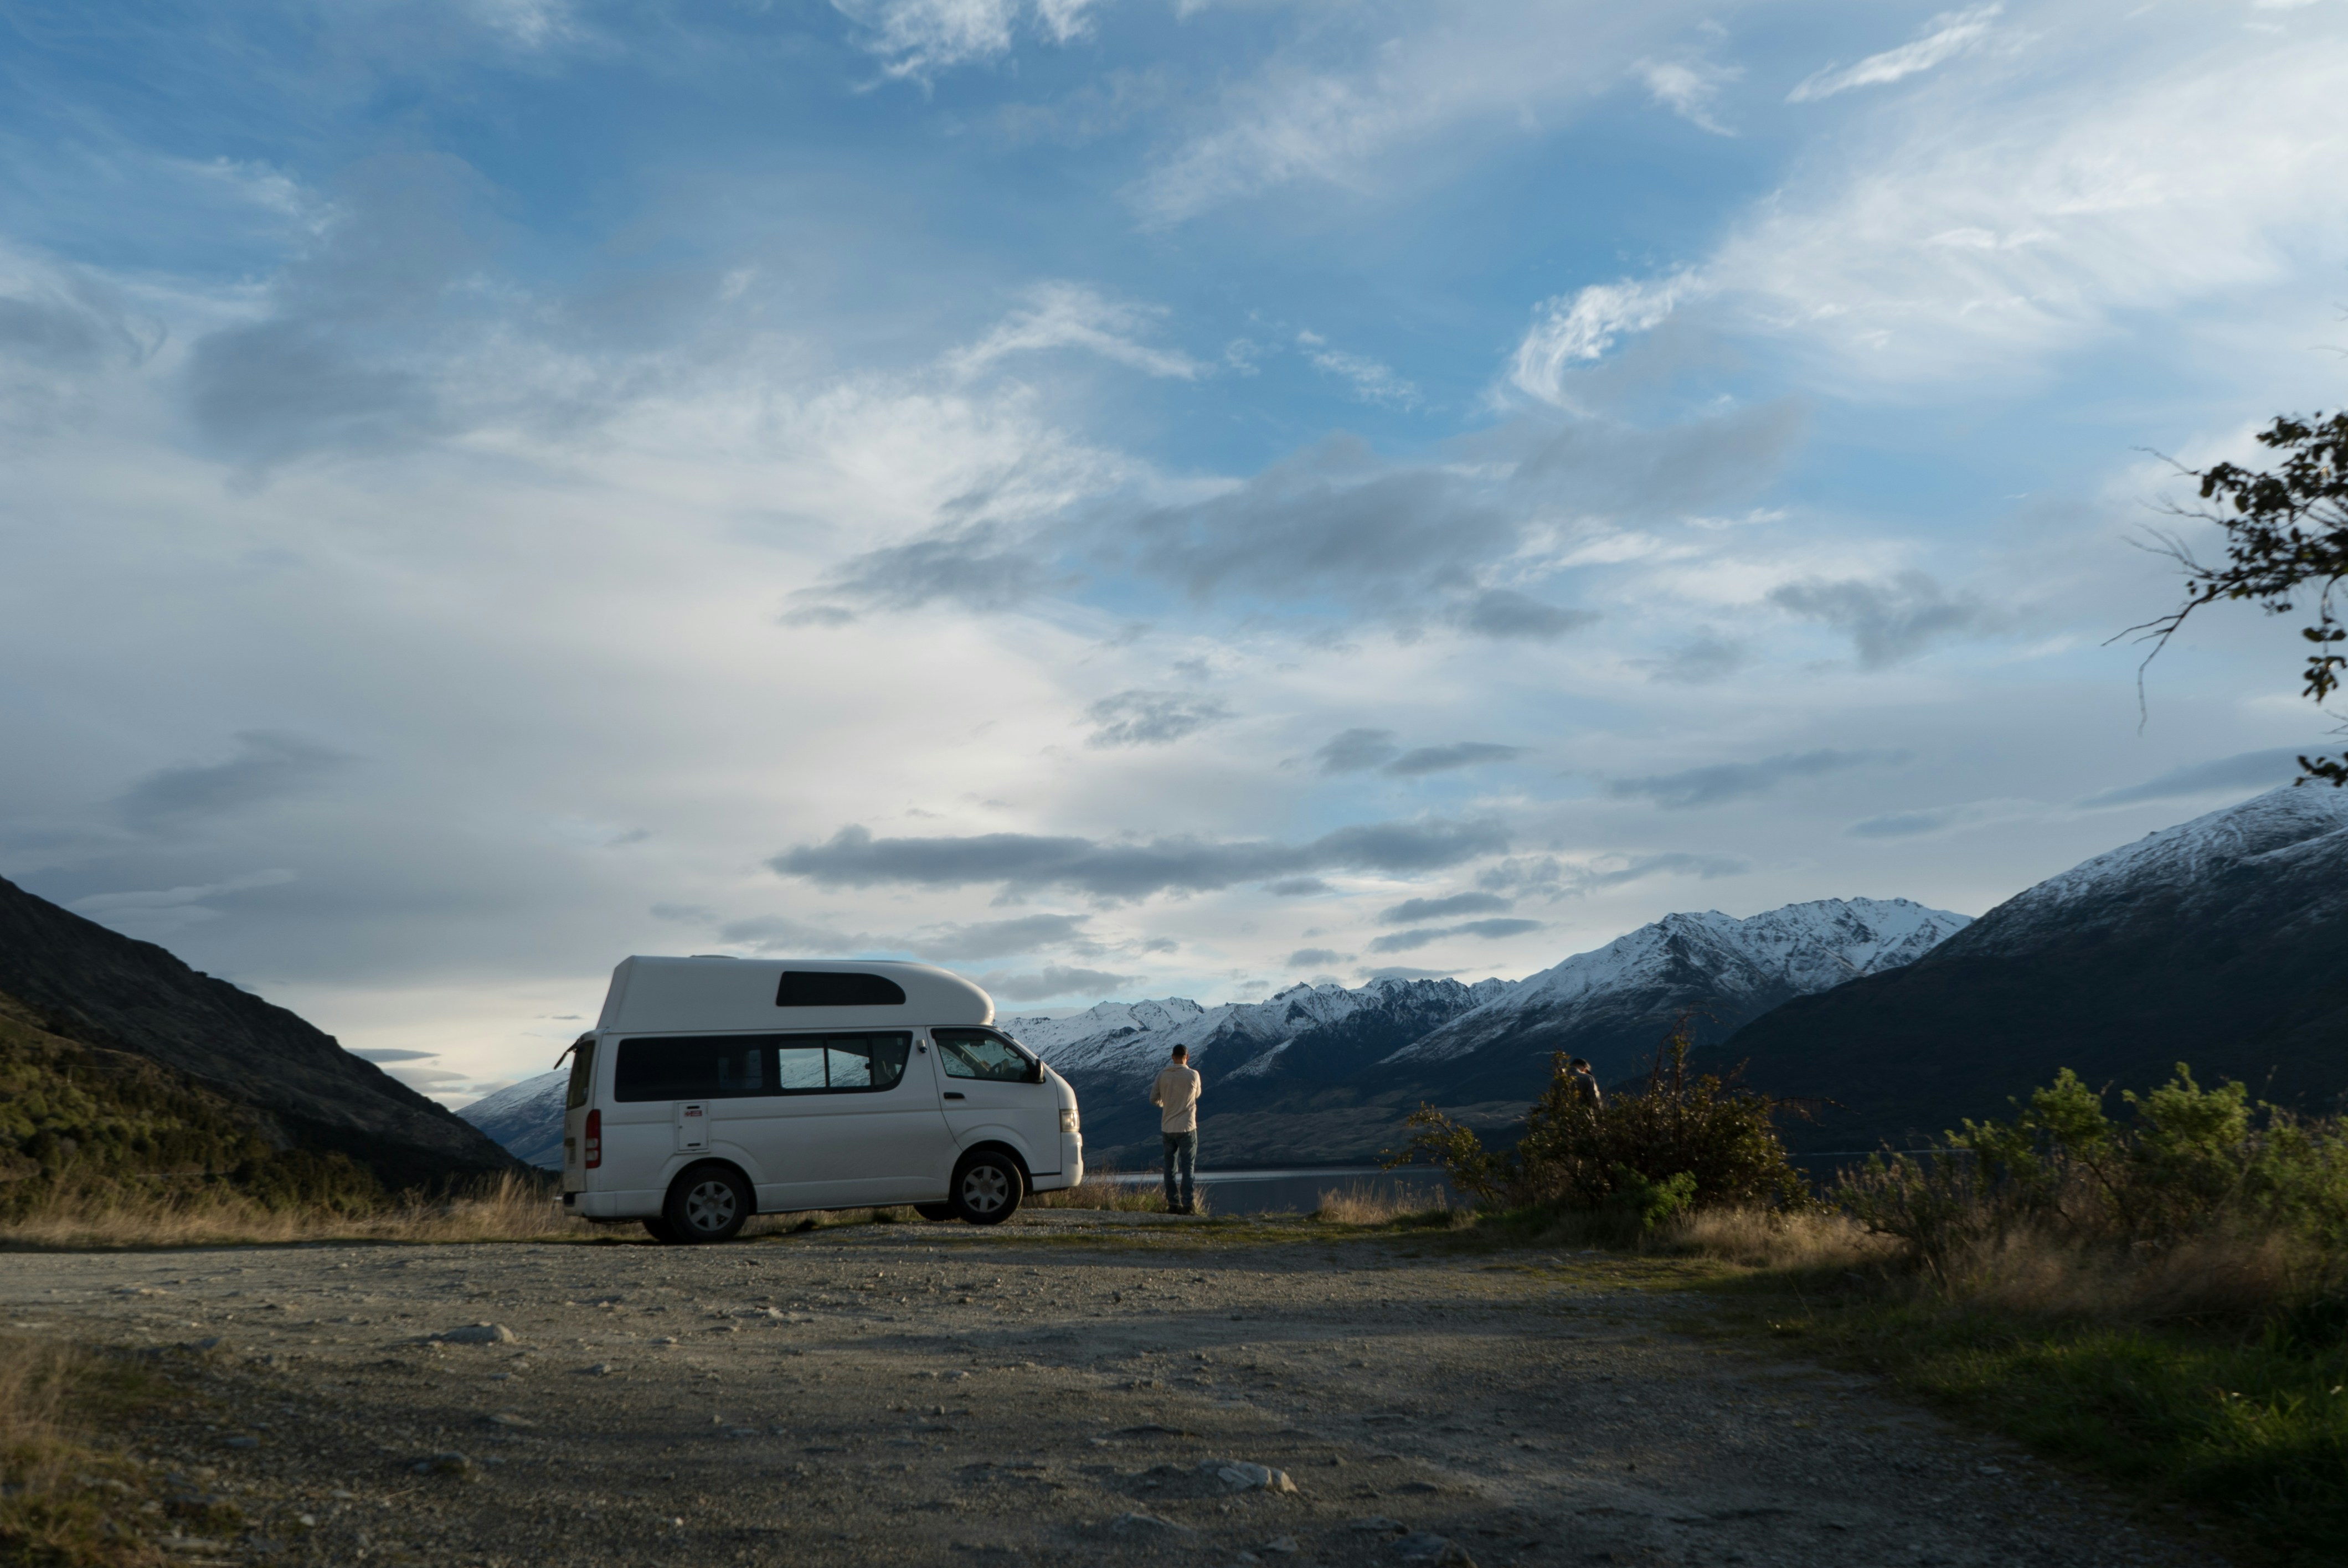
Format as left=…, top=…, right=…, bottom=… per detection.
left=685, top=1180, right=737, bottom=1232
left=961, top=1165, right=1011, bottom=1214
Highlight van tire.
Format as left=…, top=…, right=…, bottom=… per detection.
left=641, top=1216, right=679, bottom=1244
left=664, top=1165, right=751, bottom=1244
left=913, top=1203, right=956, bottom=1222
left=949, top=1152, right=1023, bottom=1225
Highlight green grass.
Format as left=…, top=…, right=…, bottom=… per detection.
left=1709, top=1283, right=2348, bottom=1565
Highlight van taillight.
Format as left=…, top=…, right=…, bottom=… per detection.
left=584, top=1108, right=601, bottom=1169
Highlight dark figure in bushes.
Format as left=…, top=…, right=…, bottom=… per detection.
left=1394, top=1019, right=1811, bottom=1235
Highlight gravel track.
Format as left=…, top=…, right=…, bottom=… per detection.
left=1, top=1213, right=2216, bottom=1567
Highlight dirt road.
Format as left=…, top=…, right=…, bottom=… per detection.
left=3, top=1213, right=2211, bottom=1567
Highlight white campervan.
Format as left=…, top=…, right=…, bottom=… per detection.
left=556, top=958, right=1082, bottom=1243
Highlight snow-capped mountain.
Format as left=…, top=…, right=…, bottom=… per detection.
left=1717, top=786, right=2348, bottom=1148
left=459, top=1071, right=568, bottom=1169
left=1385, top=898, right=1970, bottom=1081
left=1949, top=784, right=2348, bottom=955
left=1005, top=976, right=1517, bottom=1085
left=1008, top=898, right=1968, bottom=1165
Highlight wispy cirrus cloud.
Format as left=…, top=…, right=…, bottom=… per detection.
left=1786, top=5, right=2002, bottom=104
left=948, top=282, right=1205, bottom=381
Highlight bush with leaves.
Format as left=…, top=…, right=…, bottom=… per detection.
left=1838, top=1063, right=2348, bottom=1286
left=1391, top=1020, right=1812, bottom=1226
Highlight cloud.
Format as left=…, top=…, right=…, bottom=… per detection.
left=1084, top=689, right=1231, bottom=748
left=1125, top=435, right=1511, bottom=607
left=948, top=283, right=1206, bottom=381
left=1608, top=749, right=1903, bottom=811
left=1265, top=877, right=1332, bottom=897
left=1638, top=59, right=1741, bottom=135
left=1445, top=589, right=1599, bottom=643
left=1845, top=797, right=2039, bottom=839
left=1634, top=633, right=1748, bottom=685
left=1788, top=6, right=2002, bottom=104
left=1768, top=572, right=2005, bottom=667
left=1384, top=742, right=1527, bottom=777
left=115, top=733, right=348, bottom=831
left=1312, top=730, right=1527, bottom=777
left=772, top=817, right=1511, bottom=899
left=1124, top=3, right=1706, bottom=225
left=1288, top=947, right=1351, bottom=967
left=974, top=963, right=1138, bottom=1003
left=1315, top=728, right=1400, bottom=775
left=920, top=914, right=1099, bottom=961
left=1360, top=966, right=1459, bottom=982
left=70, top=869, right=299, bottom=935
left=1379, top=891, right=1511, bottom=924
left=1296, top=332, right=1420, bottom=409
left=712, top=911, right=1100, bottom=962
left=1367, top=916, right=1543, bottom=953
left=828, top=0, right=1023, bottom=80
left=346, top=1047, right=439, bottom=1062
left=1570, top=852, right=1752, bottom=890
left=1510, top=272, right=1705, bottom=403
left=2076, top=749, right=2313, bottom=809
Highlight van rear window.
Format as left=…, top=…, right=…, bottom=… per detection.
left=613, top=1034, right=913, bottom=1101
left=776, top=971, right=908, bottom=1007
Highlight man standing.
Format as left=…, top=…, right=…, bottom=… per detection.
left=1566, top=1056, right=1603, bottom=1109
left=1151, top=1044, right=1203, bottom=1215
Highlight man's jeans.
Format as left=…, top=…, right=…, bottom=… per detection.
left=1162, top=1130, right=1198, bottom=1214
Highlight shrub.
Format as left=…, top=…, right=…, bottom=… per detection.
left=1392, top=1018, right=1812, bottom=1226
left=1834, top=1062, right=2348, bottom=1321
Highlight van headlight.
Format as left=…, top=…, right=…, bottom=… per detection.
left=1059, top=1108, right=1079, bottom=1133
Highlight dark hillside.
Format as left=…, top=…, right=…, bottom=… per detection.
left=0, top=992, right=384, bottom=1217
left=1708, top=786, right=2348, bottom=1149
left=0, top=874, right=515, bottom=1190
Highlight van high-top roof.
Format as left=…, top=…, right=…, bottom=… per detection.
left=596, top=957, right=995, bottom=1034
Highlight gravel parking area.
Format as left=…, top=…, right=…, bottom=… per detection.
left=1, top=1213, right=2213, bottom=1567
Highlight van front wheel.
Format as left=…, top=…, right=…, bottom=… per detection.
left=664, top=1165, right=751, bottom=1244
left=950, top=1152, right=1023, bottom=1226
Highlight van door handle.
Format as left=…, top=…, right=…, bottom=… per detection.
left=943, top=1092, right=965, bottom=1100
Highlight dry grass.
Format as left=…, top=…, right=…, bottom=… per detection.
left=1025, top=1164, right=1188, bottom=1214
left=1947, top=1225, right=2306, bottom=1325
left=1659, top=1205, right=1895, bottom=1272
left=1, top=1334, right=169, bottom=1566
left=0, top=1173, right=590, bottom=1250
left=1309, top=1182, right=1468, bottom=1229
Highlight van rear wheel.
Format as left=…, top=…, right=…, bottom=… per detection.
left=950, top=1152, right=1023, bottom=1226
left=663, top=1165, right=751, bottom=1244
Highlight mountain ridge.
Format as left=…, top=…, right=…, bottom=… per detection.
left=0, top=873, right=518, bottom=1190
left=1708, top=786, right=2348, bottom=1148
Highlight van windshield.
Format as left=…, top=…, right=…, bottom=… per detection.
left=934, top=1029, right=1037, bottom=1083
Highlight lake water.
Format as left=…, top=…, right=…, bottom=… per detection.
left=1105, top=1165, right=1459, bottom=1216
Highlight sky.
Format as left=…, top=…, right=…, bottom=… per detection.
left=4, top=0, right=2346, bottom=1107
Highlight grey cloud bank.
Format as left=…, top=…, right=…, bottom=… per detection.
left=116, top=731, right=349, bottom=832
left=1607, top=749, right=1904, bottom=811
left=2077, top=749, right=2313, bottom=809
left=771, top=818, right=1512, bottom=898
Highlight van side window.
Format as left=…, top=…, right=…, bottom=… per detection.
left=612, top=1033, right=914, bottom=1101
left=823, top=1033, right=909, bottom=1091
left=614, top=1037, right=771, bottom=1102
left=934, top=1029, right=1036, bottom=1083
left=564, top=1038, right=596, bottom=1110
left=775, top=971, right=908, bottom=1007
